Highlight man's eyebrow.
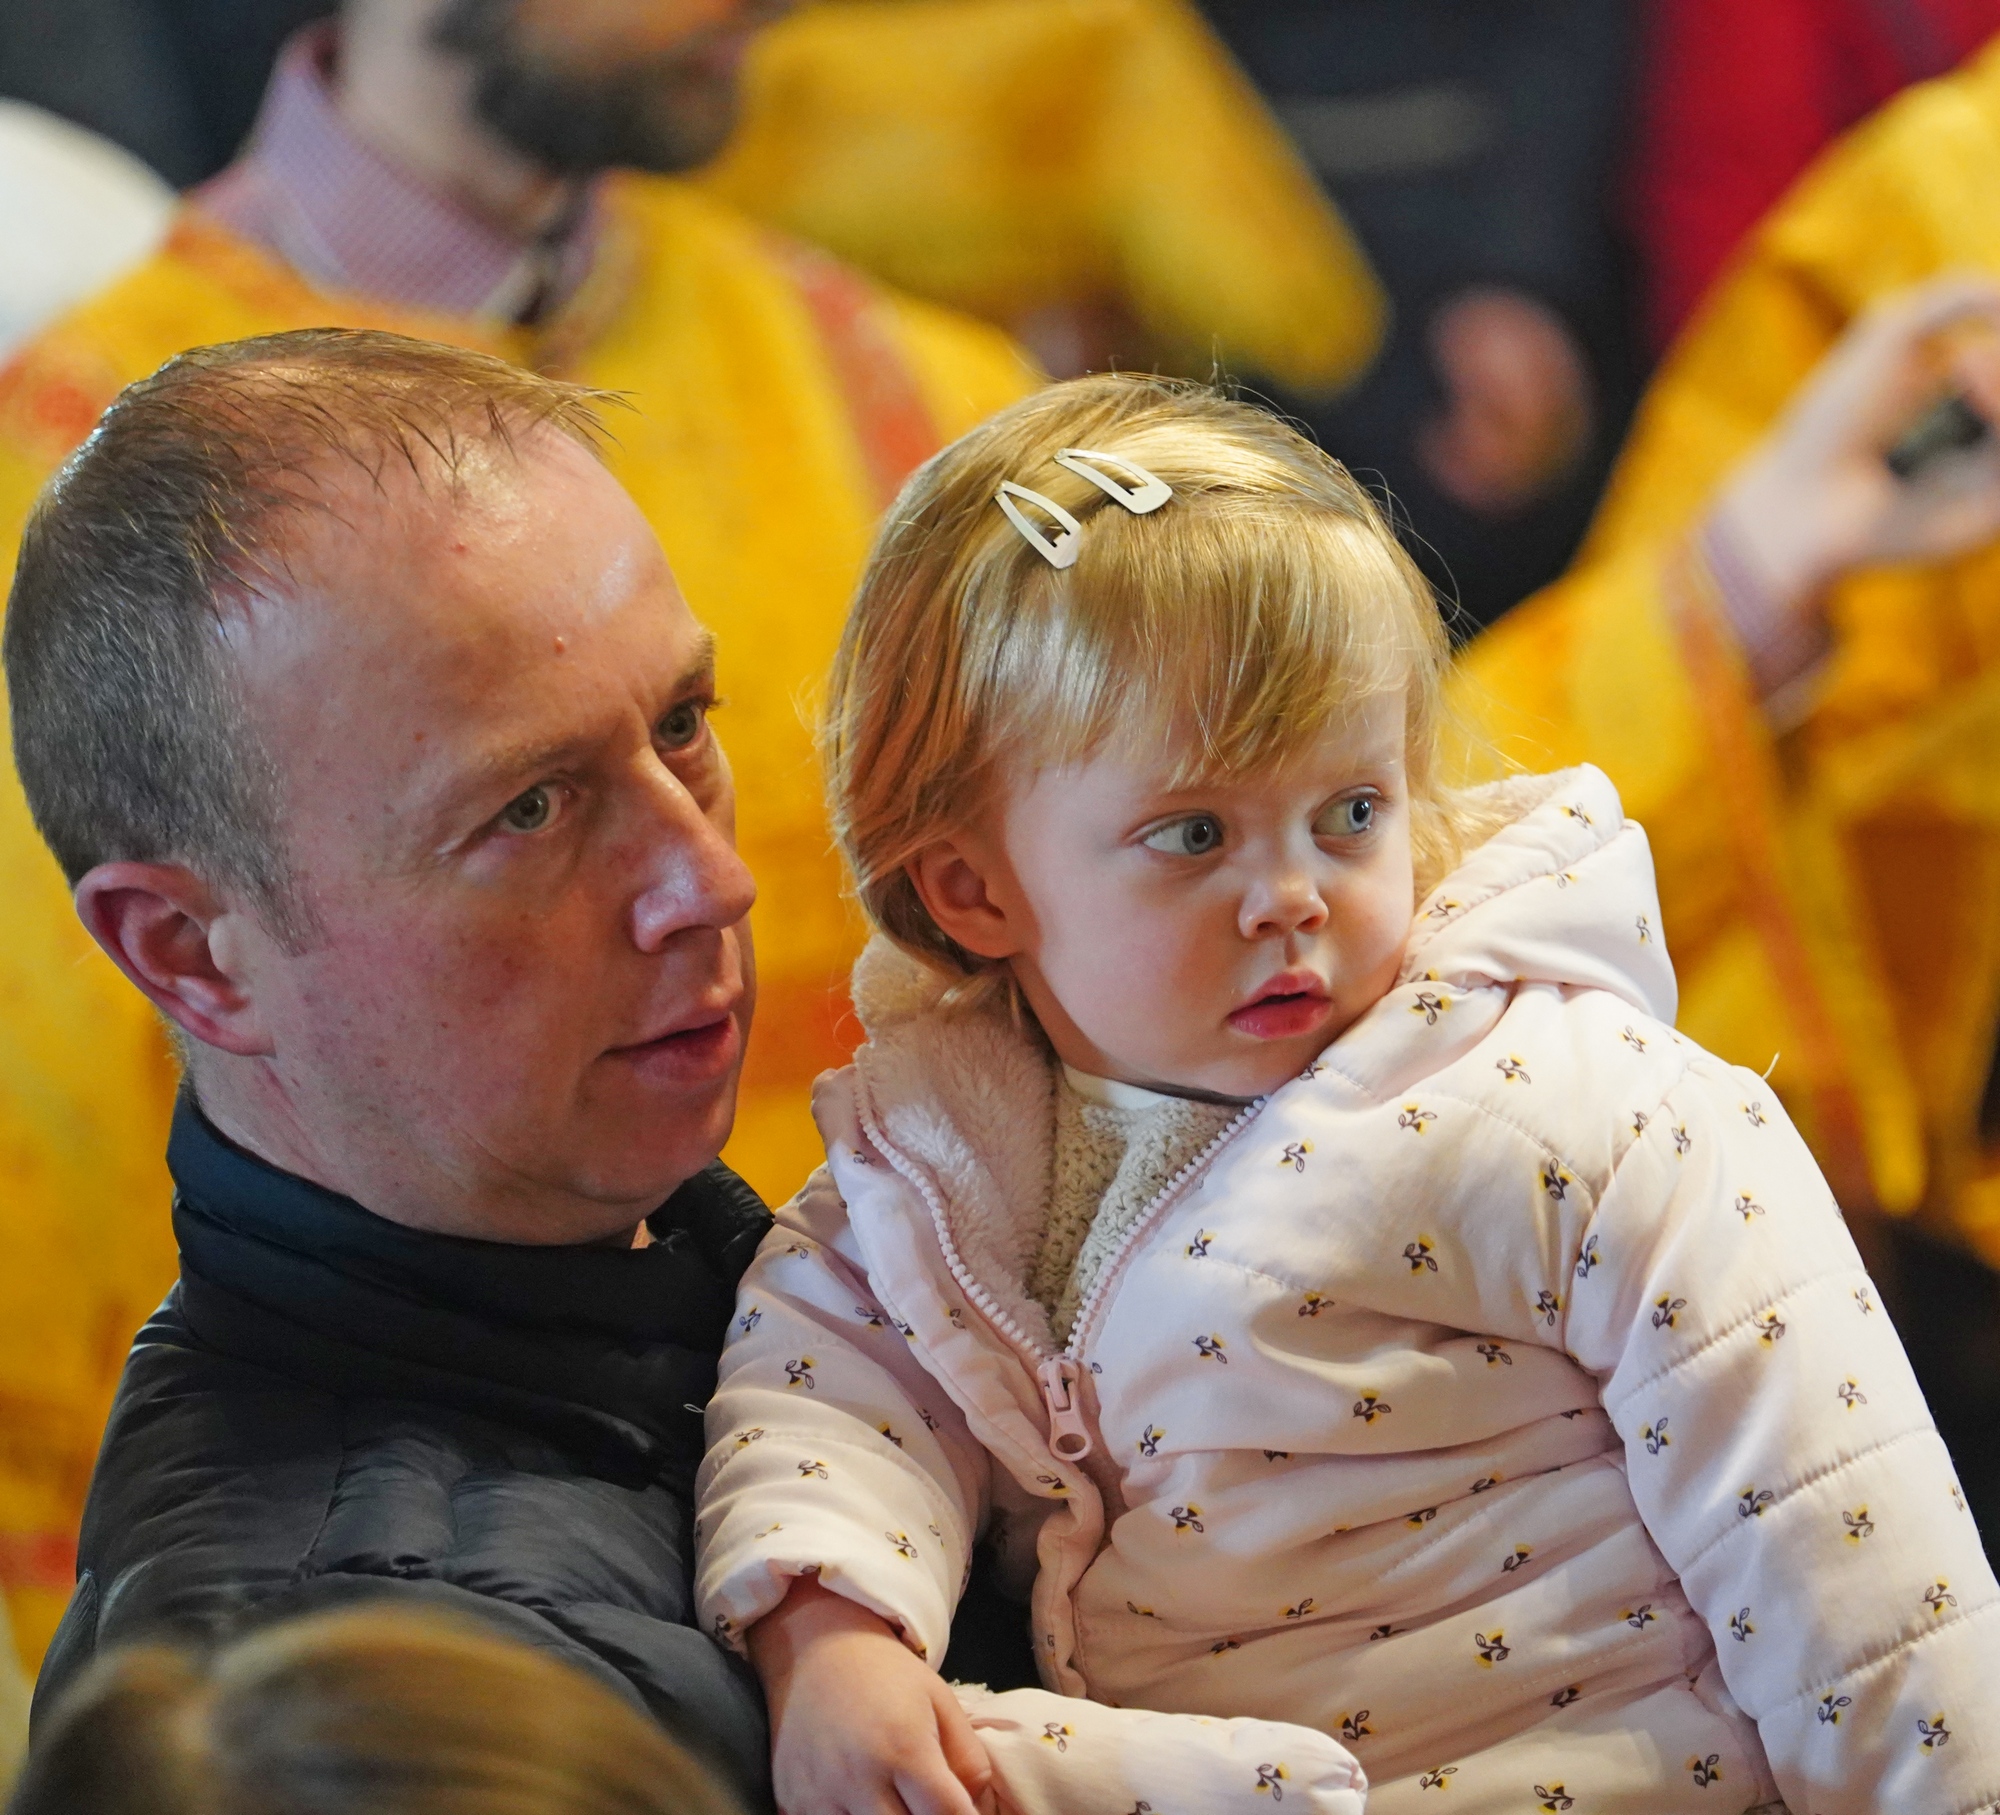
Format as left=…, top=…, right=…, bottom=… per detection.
left=681, top=630, right=718, bottom=695
left=435, top=633, right=723, bottom=815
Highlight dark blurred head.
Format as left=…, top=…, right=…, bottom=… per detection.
left=8, top=1607, right=742, bottom=1815
left=430, top=0, right=792, bottom=177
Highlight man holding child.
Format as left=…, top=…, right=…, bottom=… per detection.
left=5, top=331, right=778, bottom=1798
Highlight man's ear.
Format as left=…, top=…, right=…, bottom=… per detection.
left=73, top=862, right=276, bottom=1057
left=906, top=837, right=1023, bottom=962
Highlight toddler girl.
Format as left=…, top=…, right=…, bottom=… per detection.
left=697, top=376, right=1995, bottom=1814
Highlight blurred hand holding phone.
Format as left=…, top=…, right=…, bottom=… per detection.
left=1886, top=390, right=1991, bottom=478
left=1701, top=274, right=2000, bottom=699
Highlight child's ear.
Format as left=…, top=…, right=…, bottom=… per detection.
left=906, top=838, right=1022, bottom=962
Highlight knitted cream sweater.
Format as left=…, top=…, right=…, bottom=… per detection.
left=1027, top=1067, right=1238, bottom=1342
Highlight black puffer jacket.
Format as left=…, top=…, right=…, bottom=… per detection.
left=35, top=1098, right=772, bottom=1806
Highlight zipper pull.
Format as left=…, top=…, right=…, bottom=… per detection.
left=1038, top=1356, right=1094, bottom=1462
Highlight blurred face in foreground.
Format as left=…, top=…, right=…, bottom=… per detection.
left=202, top=430, right=754, bottom=1240
left=913, top=693, right=1417, bottom=1102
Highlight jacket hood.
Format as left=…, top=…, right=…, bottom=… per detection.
left=1396, top=765, right=1674, bottom=1021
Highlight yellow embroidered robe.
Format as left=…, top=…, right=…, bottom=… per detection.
left=1455, top=35, right=2000, bottom=1264
left=0, top=177, right=1032, bottom=1669
left=699, top=0, right=1385, bottom=394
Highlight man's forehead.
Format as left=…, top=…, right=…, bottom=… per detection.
left=228, top=430, right=696, bottom=781
left=241, top=429, right=663, bottom=646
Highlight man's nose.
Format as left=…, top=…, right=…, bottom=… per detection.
left=1239, top=866, right=1331, bottom=941
left=627, top=771, right=757, bottom=954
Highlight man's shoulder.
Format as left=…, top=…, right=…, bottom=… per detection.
left=74, top=1278, right=713, bottom=1609
left=1749, top=38, right=2000, bottom=306
left=47, top=1284, right=766, bottom=1793
left=56, top=1284, right=719, bottom=1671
left=53, top=1293, right=351, bottom=1679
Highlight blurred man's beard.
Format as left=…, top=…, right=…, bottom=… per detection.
left=433, top=0, right=745, bottom=177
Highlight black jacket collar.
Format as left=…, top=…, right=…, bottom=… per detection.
left=166, top=1096, right=770, bottom=1488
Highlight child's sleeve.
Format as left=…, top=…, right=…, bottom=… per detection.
left=695, top=1165, right=991, bottom=1670
left=1563, top=1055, right=2000, bottom=1813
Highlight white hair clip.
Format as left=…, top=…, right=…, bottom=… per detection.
left=995, top=480, right=1082, bottom=569
left=994, top=448, right=1173, bottom=568
left=1053, top=447, right=1173, bottom=513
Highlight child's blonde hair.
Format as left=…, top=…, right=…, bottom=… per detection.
left=826, top=374, right=1473, bottom=982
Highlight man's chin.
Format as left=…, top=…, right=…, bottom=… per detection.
left=571, top=1054, right=744, bottom=1206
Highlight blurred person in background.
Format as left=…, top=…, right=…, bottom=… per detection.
left=0, top=0, right=1388, bottom=402
left=1457, top=36, right=2000, bottom=1543
left=0, top=104, right=173, bottom=362
left=1631, top=0, right=2000, bottom=354
left=1197, top=0, right=1641, bottom=629
left=9, top=1607, right=742, bottom=1815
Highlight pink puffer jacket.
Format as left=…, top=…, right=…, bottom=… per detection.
left=697, top=767, right=1997, bottom=1813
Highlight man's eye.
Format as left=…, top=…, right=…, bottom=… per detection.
left=498, top=785, right=556, bottom=834
left=1315, top=794, right=1376, bottom=839
left=658, top=700, right=708, bottom=751
left=1141, top=814, right=1225, bottom=857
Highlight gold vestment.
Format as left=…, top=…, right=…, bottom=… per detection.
left=700, top=0, right=1385, bottom=393
left=1458, top=36, right=2000, bottom=1264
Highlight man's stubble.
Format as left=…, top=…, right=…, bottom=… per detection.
left=431, top=0, right=773, bottom=177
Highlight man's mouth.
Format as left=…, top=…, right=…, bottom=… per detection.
left=607, top=1000, right=743, bottom=1086
left=1227, top=971, right=1334, bottom=1041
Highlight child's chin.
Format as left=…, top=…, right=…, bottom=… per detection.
left=1186, top=1049, right=1318, bottom=1104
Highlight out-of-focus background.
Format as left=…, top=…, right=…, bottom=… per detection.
left=13, top=0, right=1981, bottom=609
left=7, top=0, right=2000, bottom=1777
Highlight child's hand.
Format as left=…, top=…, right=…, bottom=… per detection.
left=748, top=1577, right=996, bottom=1815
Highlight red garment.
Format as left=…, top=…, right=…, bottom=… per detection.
left=1631, top=0, right=2000, bottom=351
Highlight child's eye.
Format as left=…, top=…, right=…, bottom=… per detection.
left=1141, top=813, right=1225, bottom=857
left=1315, top=794, right=1376, bottom=839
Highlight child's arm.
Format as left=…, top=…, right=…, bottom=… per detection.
left=748, top=1577, right=994, bottom=1815
left=751, top=1585, right=1374, bottom=1815
left=697, top=1166, right=997, bottom=1811
left=1565, top=1056, right=2000, bottom=1812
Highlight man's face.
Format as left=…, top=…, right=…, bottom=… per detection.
left=227, top=431, right=755, bottom=1240
left=432, top=0, right=792, bottom=176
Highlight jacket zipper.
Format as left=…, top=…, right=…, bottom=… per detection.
left=861, top=1085, right=1267, bottom=1467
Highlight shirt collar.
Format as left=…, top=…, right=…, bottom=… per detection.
left=191, top=22, right=603, bottom=323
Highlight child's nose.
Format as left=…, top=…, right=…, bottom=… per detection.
left=1241, top=872, right=1330, bottom=939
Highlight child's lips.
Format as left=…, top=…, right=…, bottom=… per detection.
left=1227, top=977, right=1334, bottom=1041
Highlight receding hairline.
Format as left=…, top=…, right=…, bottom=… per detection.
left=0, top=327, right=627, bottom=932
